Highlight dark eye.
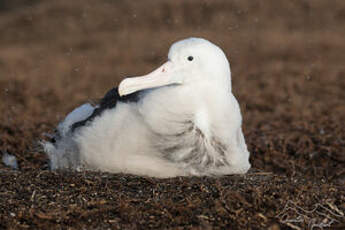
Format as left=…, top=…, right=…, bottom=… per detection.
left=187, top=56, right=194, bottom=61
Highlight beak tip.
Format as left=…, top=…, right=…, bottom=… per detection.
left=118, top=78, right=134, bottom=97
left=118, top=81, right=125, bottom=97
left=118, top=88, right=126, bottom=97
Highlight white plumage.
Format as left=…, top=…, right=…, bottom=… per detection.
left=42, top=37, right=251, bottom=177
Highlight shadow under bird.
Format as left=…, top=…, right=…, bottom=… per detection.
left=42, top=37, right=251, bottom=178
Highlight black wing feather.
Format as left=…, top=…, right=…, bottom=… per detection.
left=71, top=87, right=141, bottom=132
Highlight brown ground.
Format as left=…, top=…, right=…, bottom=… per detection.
left=0, top=0, right=344, bottom=229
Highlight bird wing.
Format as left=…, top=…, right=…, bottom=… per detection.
left=71, top=87, right=141, bottom=132
left=48, top=87, right=142, bottom=145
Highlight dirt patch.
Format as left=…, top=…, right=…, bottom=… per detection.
left=0, top=0, right=344, bottom=229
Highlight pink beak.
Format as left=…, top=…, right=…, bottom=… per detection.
left=118, top=61, right=182, bottom=96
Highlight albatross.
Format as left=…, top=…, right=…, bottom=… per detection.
left=42, top=37, right=251, bottom=178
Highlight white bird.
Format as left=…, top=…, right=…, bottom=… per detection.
left=42, top=37, right=251, bottom=178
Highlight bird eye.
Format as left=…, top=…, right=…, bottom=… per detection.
left=187, top=56, right=194, bottom=61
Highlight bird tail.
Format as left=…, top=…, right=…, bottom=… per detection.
left=40, top=138, right=81, bottom=171
left=40, top=103, right=95, bottom=171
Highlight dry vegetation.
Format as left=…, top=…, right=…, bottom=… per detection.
left=0, top=0, right=344, bottom=229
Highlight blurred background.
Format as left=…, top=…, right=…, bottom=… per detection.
left=0, top=0, right=344, bottom=180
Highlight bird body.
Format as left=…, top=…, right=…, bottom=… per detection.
left=43, top=38, right=251, bottom=177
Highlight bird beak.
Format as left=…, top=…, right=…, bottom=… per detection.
left=118, top=61, right=182, bottom=96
